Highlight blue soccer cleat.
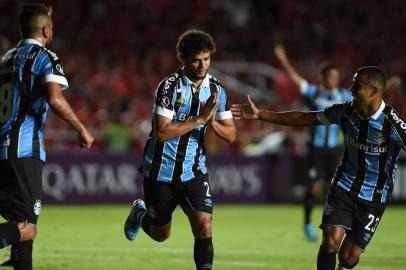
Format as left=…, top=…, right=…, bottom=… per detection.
left=304, top=223, right=317, bottom=241
left=124, top=199, right=146, bottom=241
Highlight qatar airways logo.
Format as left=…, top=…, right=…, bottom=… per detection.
left=348, top=137, right=388, bottom=153
left=390, top=109, right=406, bottom=131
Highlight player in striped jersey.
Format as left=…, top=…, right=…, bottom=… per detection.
left=0, top=4, right=93, bottom=269
left=231, top=66, right=405, bottom=270
left=124, top=30, right=236, bottom=270
left=274, top=44, right=352, bottom=241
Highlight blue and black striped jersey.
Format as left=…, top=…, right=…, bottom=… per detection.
left=318, top=101, right=406, bottom=203
left=0, top=39, right=68, bottom=161
left=301, top=80, right=352, bottom=148
left=142, top=68, right=232, bottom=182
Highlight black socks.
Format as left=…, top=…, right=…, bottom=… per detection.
left=11, top=240, right=33, bottom=270
left=194, top=237, right=213, bottom=270
left=317, top=245, right=336, bottom=270
left=0, top=222, right=20, bottom=248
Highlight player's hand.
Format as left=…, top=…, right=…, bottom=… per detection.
left=77, top=128, right=94, bottom=149
left=198, top=93, right=218, bottom=124
left=274, top=44, right=287, bottom=61
left=231, top=95, right=260, bottom=120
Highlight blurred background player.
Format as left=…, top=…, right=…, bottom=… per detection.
left=274, top=44, right=352, bottom=241
left=0, top=4, right=93, bottom=269
left=231, top=66, right=406, bottom=270
left=124, top=30, right=236, bottom=270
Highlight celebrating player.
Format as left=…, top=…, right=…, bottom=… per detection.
left=231, top=66, right=405, bottom=270
left=124, top=30, right=236, bottom=270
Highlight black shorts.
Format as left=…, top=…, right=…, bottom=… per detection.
left=320, top=186, right=386, bottom=251
left=307, top=147, right=342, bottom=182
left=143, top=174, right=213, bottom=227
left=0, top=158, right=43, bottom=225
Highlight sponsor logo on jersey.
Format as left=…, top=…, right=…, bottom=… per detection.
left=390, top=109, right=406, bottom=131
left=160, top=96, right=170, bottom=107
left=348, top=137, right=388, bottom=153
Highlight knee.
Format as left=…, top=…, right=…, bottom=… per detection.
left=151, top=229, right=170, bottom=242
left=194, top=221, right=212, bottom=238
left=16, top=222, right=37, bottom=241
left=338, top=251, right=360, bottom=268
left=323, top=235, right=342, bottom=253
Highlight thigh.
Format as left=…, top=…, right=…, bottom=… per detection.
left=1, top=158, right=43, bottom=224
left=143, top=179, right=178, bottom=227
left=320, top=186, right=354, bottom=231
left=307, top=148, right=325, bottom=182
left=179, top=174, right=213, bottom=215
left=346, top=200, right=385, bottom=251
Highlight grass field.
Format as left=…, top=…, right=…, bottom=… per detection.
left=1, top=205, right=405, bottom=269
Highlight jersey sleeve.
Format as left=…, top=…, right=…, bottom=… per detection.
left=153, top=75, right=178, bottom=119
left=300, top=80, right=317, bottom=99
left=38, top=49, right=69, bottom=90
left=317, top=103, right=348, bottom=125
left=386, top=108, right=406, bottom=150
left=215, top=85, right=233, bottom=120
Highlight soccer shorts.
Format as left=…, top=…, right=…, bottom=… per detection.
left=143, top=173, right=213, bottom=226
left=307, top=147, right=342, bottom=182
left=320, top=186, right=386, bottom=251
left=0, top=158, right=43, bottom=225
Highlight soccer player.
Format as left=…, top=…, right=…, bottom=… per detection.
left=124, top=30, right=236, bottom=270
left=0, top=4, right=94, bottom=269
left=274, top=44, right=352, bottom=241
left=231, top=66, right=406, bottom=270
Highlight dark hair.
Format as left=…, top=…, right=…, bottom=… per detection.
left=176, top=30, right=216, bottom=61
left=20, top=4, right=49, bottom=38
left=318, top=61, right=338, bottom=78
left=356, top=66, right=386, bottom=91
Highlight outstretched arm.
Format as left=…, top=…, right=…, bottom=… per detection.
left=274, top=44, right=305, bottom=88
left=44, top=82, right=94, bottom=148
left=231, top=95, right=320, bottom=127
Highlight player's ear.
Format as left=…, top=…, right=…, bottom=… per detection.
left=370, top=86, right=379, bottom=97
left=42, top=25, right=49, bottom=39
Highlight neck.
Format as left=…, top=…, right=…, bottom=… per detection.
left=358, top=99, right=382, bottom=119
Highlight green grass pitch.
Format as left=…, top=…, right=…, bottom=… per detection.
left=1, top=205, right=405, bottom=269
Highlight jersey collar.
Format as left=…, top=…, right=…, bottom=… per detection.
left=181, top=68, right=210, bottom=89
left=17, top=39, right=44, bottom=47
left=370, top=100, right=385, bottom=120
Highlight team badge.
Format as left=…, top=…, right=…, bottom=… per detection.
left=176, top=97, right=186, bottom=107
left=374, top=131, right=386, bottom=144
left=33, top=200, right=42, bottom=216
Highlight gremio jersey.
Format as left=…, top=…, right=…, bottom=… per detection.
left=301, top=80, right=352, bottom=148
left=318, top=101, right=406, bottom=203
left=142, top=68, right=232, bottom=182
left=0, top=39, right=68, bottom=161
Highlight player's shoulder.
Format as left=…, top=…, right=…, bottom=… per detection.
left=383, top=104, right=406, bottom=127
left=208, top=75, right=225, bottom=89
left=159, top=70, right=182, bottom=87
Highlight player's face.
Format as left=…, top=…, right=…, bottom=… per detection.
left=323, top=69, right=340, bottom=89
left=350, top=73, right=373, bottom=109
left=183, top=50, right=211, bottom=82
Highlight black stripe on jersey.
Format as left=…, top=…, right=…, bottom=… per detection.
left=9, top=45, right=40, bottom=157
left=148, top=71, right=181, bottom=180
left=372, top=117, right=392, bottom=202
left=349, top=118, right=369, bottom=197
left=172, top=90, right=200, bottom=181
left=383, top=105, right=406, bottom=149
left=32, top=99, right=46, bottom=158
left=332, top=105, right=353, bottom=187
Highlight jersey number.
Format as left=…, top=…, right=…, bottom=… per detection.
left=204, top=181, right=211, bottom=197
left=0, top=83, right=13, bottom=123
left=365, top=214, right=380, bottom=232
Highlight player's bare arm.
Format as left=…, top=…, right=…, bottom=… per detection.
left=231, top=95, right=320, bottom=127
left=208, top=116, right=236, bottom=143
left=155, top=93, right=218, bottom=142
left=274, top=44, right=305, bottom=88
left=44, top=82, right=94, bottom=148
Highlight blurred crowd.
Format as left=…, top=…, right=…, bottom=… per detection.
left=0, top=0, right=405, bottom=155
